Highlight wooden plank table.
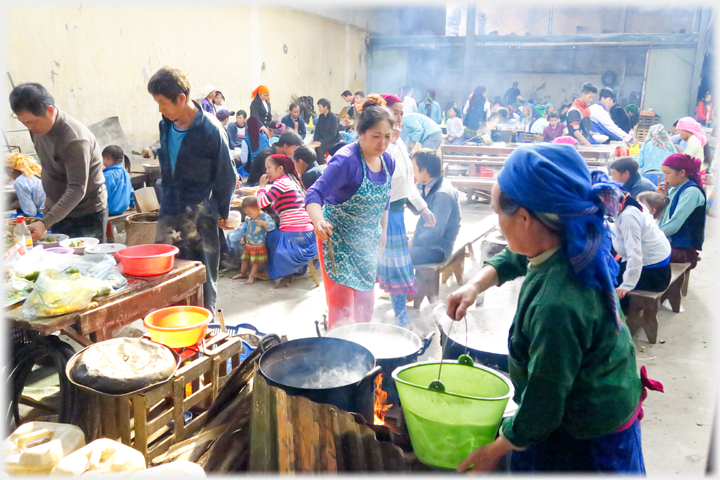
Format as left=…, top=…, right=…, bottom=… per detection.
left=6, top=259, right=206, bottom=345
left=442, top=143, right=615, bottom=164
left=130, top=172, right=149, bottom=189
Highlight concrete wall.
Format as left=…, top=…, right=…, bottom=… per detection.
left=478, top=5, right=699, bottom=36
left=371, top=45, right=648, bottom=114
left=643, top=48, right=696, bottom=131
left=4, top=5, right=368, bottom=152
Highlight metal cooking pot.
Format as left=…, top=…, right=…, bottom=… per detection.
left=316, top=321, right=434, bottom=362
left=315, top=321, right=435, bottom=405
left=258, top=335, right=381, bottom=423
left=433, top=305, right=513, bottom=373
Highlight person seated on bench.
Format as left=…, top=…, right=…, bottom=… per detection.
left=591, top=172, right=671, bottom=312
left=636, top=124, right=675, bottom=179
left=409, top=149, right=461, bottom=266
left=637, top=191, right=669, bottom=221
left=589, top=87, right=634, bottom=144
left=609, top=157, right=656, bottom=199
left=5, top=152, right=45, bottom=218
left=401, top=112, right=443, bottom=152
left=102, top=145, right=135, bottom=216
left=657, top=153, right=706, bottom=269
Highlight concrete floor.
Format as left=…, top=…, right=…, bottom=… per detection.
left=216, top=192, right=717, bottom=475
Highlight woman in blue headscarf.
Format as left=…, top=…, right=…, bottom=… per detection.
left=446, top=144, right=660, bottom=473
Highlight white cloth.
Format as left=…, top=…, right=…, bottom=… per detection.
left=528, top=118, right=549, bottom=134
left=589, top=103, right=633, bottom=142
left=403, top=96, right=418, bottom=114
left=446, top=117, right=464, bottom=139
left=611, top=205, right=672, bottom=291
left=386, top=138, right=428, bottom=211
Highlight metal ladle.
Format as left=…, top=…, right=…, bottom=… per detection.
left=428, top=316, right=469, bottom=392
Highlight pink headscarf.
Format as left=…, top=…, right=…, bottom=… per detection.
left=381, top=94, right=402, bottom=107
left=553, top=136, right=578, bottom=146
left=676, top=117, right=707, bottom=147
left=663, top=153, right=702, bottom=185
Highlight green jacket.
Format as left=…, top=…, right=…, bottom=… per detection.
left=486, top=247, right=641, bottom=448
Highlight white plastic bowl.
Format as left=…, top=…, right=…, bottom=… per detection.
left=85, top=243, right=126, bottom=255
left=34, top=233, right=69, bottom=248
left=226, top=211, right=242, bottom=229
left=60, top=237, right=100, bottom=255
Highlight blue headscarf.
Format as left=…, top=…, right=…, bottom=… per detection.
left=497, top=144, right=622, bottom=330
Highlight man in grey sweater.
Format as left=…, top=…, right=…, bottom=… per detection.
left=9, top=83, right=107, bottom=241
left=409, top=149, right=462, bottom=265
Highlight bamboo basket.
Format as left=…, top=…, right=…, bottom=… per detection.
left=125, top=212, right=159, bottom=246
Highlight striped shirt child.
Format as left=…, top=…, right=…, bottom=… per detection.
left=257, top=175, right=314, bottom=232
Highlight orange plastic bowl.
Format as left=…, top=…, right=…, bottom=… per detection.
left=116, top=244, right=179, bottom=276
left=144, top=306, right=213, bottom=348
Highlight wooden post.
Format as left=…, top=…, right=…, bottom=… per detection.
left=463, top=4, right=477, bottom=95
left=689, top=6, right=710, bottom=114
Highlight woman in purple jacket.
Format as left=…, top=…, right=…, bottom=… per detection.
left=305, top=95, right=396, bottom=329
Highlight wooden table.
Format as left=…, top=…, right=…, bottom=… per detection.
left=7, top=259, right=206, bottom=346
left=130, top=169, right=162, bottom=189
left=442, top=144, right=614, bottom=168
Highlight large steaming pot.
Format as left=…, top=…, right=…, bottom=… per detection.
left=258, top=335, right=381, bottom=423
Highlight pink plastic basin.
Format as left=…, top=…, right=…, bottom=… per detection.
left=116, top=244, right=180, bottom=276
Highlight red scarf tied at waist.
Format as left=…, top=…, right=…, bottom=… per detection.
left=617, top=365, right=664, bottom=432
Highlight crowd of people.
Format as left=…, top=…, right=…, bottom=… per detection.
left=6, top=73, right=714, bottom=324
left=6, top=65, right=716, bottom=474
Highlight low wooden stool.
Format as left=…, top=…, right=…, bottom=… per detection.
left=412, top=246, right=466, bottom=309
left=625, top=262, right=691, bottom=344
left=307, top=256, right=320, bottom=287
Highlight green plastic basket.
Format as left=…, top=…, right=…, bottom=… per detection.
left=392, top=360, right=512, bottom=470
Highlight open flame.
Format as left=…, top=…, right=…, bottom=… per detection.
left=374, top=374, right=393, bottom=425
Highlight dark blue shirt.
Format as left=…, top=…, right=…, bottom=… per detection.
left=281, top=114, right=306, bottom=138
left=622, top=172, right=656, bottom=199
left=156, top=101, right=236, bottom=219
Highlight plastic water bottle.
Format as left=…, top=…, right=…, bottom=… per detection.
left=13, top=216, right=33, bottom=251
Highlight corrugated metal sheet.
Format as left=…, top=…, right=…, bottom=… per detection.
left=248, top=375, right=434, bottom=473
left=152, top=363, right=436, bottom=473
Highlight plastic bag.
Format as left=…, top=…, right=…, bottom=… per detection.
left=5, top=247, right=68, bottom=281
left=707, top=188, right=717, bottom=217
left=226, top=227, right=246, bottom=260
left=3, top=273, right=34, bottom=307
left=22, top=272, right=110, bottom=318
left=73, top=254, right=128, bottom=290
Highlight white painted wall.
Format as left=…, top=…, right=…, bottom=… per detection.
left=3, top=5, right=368, bottom=153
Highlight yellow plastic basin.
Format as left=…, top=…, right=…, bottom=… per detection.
left=143, top=306, right=212, bottom=348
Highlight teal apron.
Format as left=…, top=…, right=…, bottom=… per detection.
left=322, top=152, right=391, bottom=291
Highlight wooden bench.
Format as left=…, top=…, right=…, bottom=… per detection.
left=625, top=262, right=691, bottom=344
left=446, top=176, right=495, bottom=201
left=411, top=215, right=499, bottom=309
left=441, top=144, right=612, bottom=168
left=413, top=246, right=467, bottom=308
